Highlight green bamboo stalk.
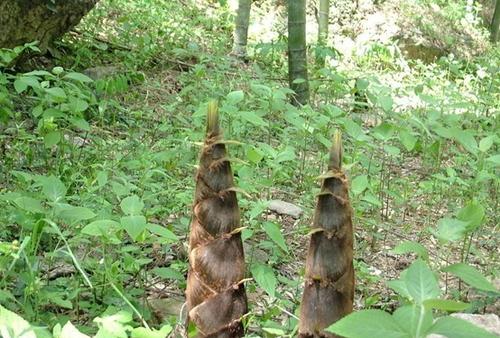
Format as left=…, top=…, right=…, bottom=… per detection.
left=232, top=0, right=252, bottom=58
left=299, top=131, right=354, bottom=338
left=491, top=0, right=500, bottom=43
left=317, top=0, right=329, bottom=66
left=288, top=0, right=310, bottom=105
left=186, top=101, right=248, bottom=337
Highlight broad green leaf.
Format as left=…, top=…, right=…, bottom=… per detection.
left=478, top=136, right=494, bottom=152
left=58, top=206, right=96, bottom=223
left=120, top=195, right=144, bottom=215
left=423, top=299, right=469, bottom=312
left=343, top=118, right=364, bottom=141
left=326, top=309, right=409, bottom=338
left=82, top=220, right=120, bottom=237
left=59, top=321, right=90, bottom=338
left=399, top=130, right=417, bottom=151
left=378, top=95, right=393, bottom=112
left=432, top=218, right=468, bottom=242
left=147, top=223, right=178, bottom=241
left=391, top=241, right=429, bottom=261
left=226, top=90, right=244, bottom=105
left=442, top=263, right=497, bottom=293
left=454, top=130, right=477, bottom=154
left=351, top=175, right=369, bottom=195
left=120, top=215, right=147, bottom=241
left=387, top=279, right=411, bottom=299
left=70, top=117, right=91, bottom=131
left=239, top=111, right=267, bottom=127
left=14, top=196, right=44, bottom=213
left=41, top=175, right=67, bottom=202
left=0, top=304, right=37, bottom=338
left=457, top=201, right=484, bottom=232
left=373, top=123, right=395, bottom=141
left=486, top=154, right=500, bottom=165
left=262, top=221, right=288, bottom=252
left=251, top=263, right=277, bottom=297
left=393, top=305, right=433, bottom=337
left=403, top=259, right=440, bottom=304
left=131, top=325, right=172, bottom=338
left=14, top=79, right=28, bottom=93
left=152, top=267, right=184, bottom=280
left=247, top=146, right=264, bottom=164
left=428, top=316, right=497, bottom=338
left=46, top=87, right=67, bottom=100
left=94, top=311, right=132, bottom=338
left=44, top=131, right=61, bottom=148
left=63, top=72, right=93, bottom=83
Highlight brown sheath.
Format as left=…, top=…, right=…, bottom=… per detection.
left=298, top=132, right=354, bottom=338
left=186, top=102, right=248, bottom=337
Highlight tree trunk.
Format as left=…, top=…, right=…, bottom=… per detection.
left=288, top=0, right=310, bottom=106
left=491, top=0, right=500, bottom=42
left=299, top=131, right=354, bottom=338
left=317, top=0, right=329, bottom=66
left=186, top=102, right=248, bottom=337
left=0, top=0, right=98, bottom=52
left=232, top=0, right=252, bottom=58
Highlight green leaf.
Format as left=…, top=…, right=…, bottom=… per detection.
left=226, top=90, right=244, bottom=105
left=239, top=111, right=267, bottom=127
left=428, top=316, right=497, bottom=338
left=14, top=78, right=28, bottom=93
left=59, top=321, right=90, bottom=338
left=457, top=201, right=484, bottom=232
left=41, top=175, right=67, bottom=202
left=120, top=215, right=147, bottom=241
left=486, top=154, right=500, bottom=165
left=442, top=263, right=497, bottom=293
left=478, top=136, right=494, bottom=152
left=403, top=259, right=440, bottom=304
left=262, top=221, right=288, bottom=252
left=46, top=87, right=67, bottom=100
left=326, top=309, right=409, bottom=338
left=0, top=304, right=37, bottom=338
left=120, top=195, right=144, bottom=215
left=351, top=175, right=369, bottom=195
left=58, top=206, right=96, bottom=223
left=399, top=129, right=417, bottom=151
left=391, top=241, right=429, bottom=261
left=70, top=117, right=91, bottom=131
left=131, top=325, right=172, bottom=338
left=343, top=118, right=365, bottom=141
left=454, top=130, right=477, bottom=154
left=63, top=72, right=93, bottom=83
left=147, top=223, right=178, bottom=241
left=251, top=263, right=277, bottom=297
left=44, top=131, right=61, bottom=148
left=82, top=220, right=120, bottom=237
left=393, top=305, right=433, bottom=337
left=247, top=146, right=264, bottom=164
left=14, top=196, right=44, bottom=213
left=432, top=218, right=468, bottom=242
left=378, top=95, right=393, bottom=112
left=423, top=299, right=469, bottom=312
left=387, top=279, right=411, bottom=299
left=262, top=327, right=286, bottom=336
left=152, top=267, right=184, bottom=280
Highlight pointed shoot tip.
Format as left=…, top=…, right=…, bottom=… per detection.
left=206, top=100, right=220, bottom=135
left=329, top=130, right=343, bottom=170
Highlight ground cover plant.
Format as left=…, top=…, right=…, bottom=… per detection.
left=0, top=0, right=499, bottom=337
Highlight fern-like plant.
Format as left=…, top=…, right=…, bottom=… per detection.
left=185, top=101, right=248, bottom=337
left=299, top=131, right=354, bottom=338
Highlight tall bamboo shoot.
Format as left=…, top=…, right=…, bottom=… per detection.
left=186, top=102, right=248, bottom=337
left=299, top=132, right=354, bottom=338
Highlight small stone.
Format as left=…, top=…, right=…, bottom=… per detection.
left=268, top=200, right=303, bottom=219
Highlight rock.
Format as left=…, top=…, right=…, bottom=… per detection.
left=428, top=313, right=500, bottom=337
left=83, top=66, right=120, bottom=80
left=268, top=200, right=303, bottom=218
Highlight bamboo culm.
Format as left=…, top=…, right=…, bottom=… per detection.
left=298, top=132, right=354, bottom=338
left=232, top=0, right=252, bottom=58
left=186, top=102, right=248, bottom=337
left=288, top=0, right=310, bottom=105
